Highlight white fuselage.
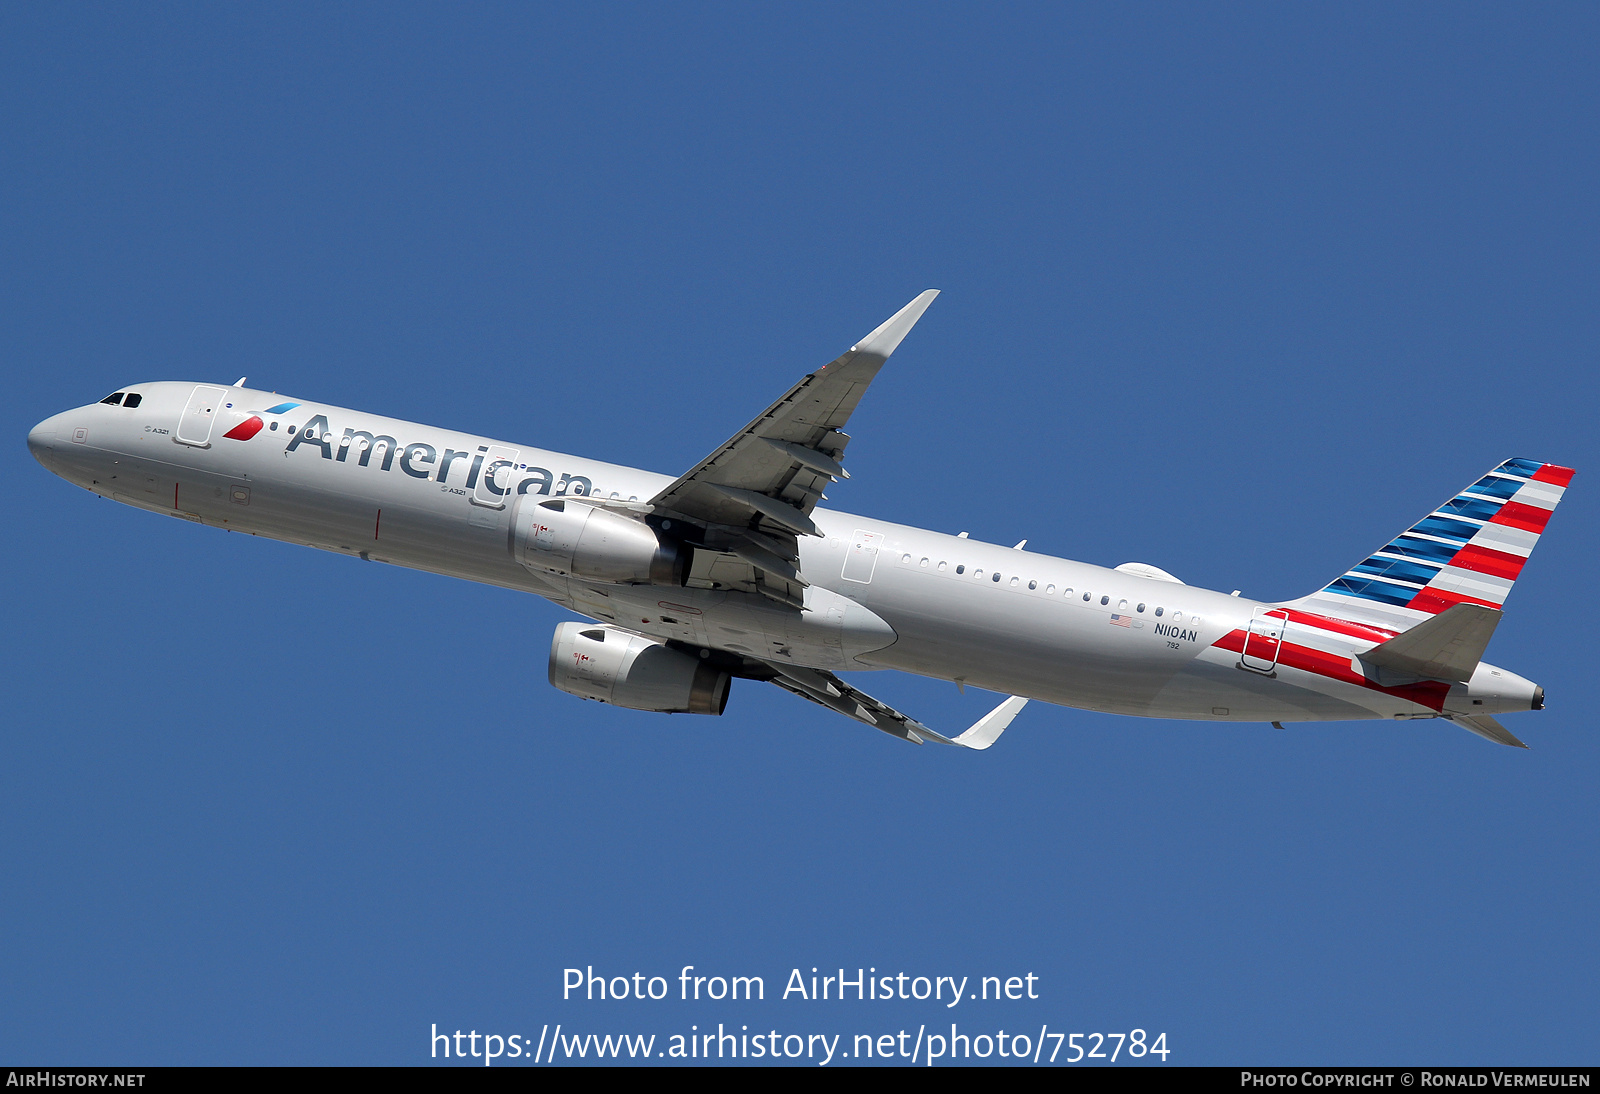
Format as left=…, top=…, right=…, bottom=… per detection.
left=29, top=382, right=1541, bottom=726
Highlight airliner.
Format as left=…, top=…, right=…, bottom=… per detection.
left=27, top=292, right=1570, bottom=749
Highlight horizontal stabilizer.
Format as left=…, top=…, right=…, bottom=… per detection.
left=1360, top=603, right=1501, bottom=682
left=1451, top=714, right=1529, bottom=749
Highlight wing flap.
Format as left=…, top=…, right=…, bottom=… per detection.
left=763, top=659, right=1024, bottom=749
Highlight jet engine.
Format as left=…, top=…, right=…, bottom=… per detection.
left=548, top=622, right=731, bottom=715
left=519, top=498, right=689, bottom=585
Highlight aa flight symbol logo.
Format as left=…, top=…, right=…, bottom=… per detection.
left=222, top=401, right=301, bottom=441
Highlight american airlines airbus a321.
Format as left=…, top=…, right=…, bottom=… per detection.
left=29, top=292, right=1571, bottom=749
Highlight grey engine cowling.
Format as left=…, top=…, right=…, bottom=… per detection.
left=548, top=622, right=730, bottom=715
left=519, top=499, right=689, bottom=586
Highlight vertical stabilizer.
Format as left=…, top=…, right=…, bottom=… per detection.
left=1284, top=459, right=1573, bottom=632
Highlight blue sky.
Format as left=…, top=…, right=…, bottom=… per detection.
left=3, top=3, right=1596, bottom=1065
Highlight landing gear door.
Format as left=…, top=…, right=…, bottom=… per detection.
left=175, top=385, right=227, bottom=448
left=1240, top=608, right=1289, bottom=674
left=471, top=446, right=520, bottom=509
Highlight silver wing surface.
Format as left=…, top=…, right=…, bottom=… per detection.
left=645, top=290, right=939, bottom=607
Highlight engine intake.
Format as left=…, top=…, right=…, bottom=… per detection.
left=548, top=622, right=730, bottom=715
left=519, top=499, right=689, bottom=585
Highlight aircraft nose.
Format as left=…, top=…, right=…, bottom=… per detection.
left=27, top=415, right=60, bottom=469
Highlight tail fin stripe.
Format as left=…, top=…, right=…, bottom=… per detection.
left=1383, top=538, right=1462, bottom=564
left=1328, top=577, right=1416, bottom=606
left=1440, top=497, right=1504, bottom=522
left=1471, top=522, right=1537, bottom=555
left=1280, top=608, right=1397, bottom=642
left=1411, top=515, right=1480, bottom=542
left=1449, top=544, right=1528, bottom=581
left=1467, top=476, right=1527, bottom=499
left=1513, top=481, right=1566, bottom=508
left=1492, top=502, right=1552, bottom=534
left=1429, top=568, right=1514, bottom=601
left=1285, top=458, right=1573, bottom=630
left=1406, top=530, right=1480, bottom=547
left=1352, top=558, right=1444, bottom=586
left=1532, top=464, right=1575, bottom=487
left=1409, top=588, right=1502, bottom=614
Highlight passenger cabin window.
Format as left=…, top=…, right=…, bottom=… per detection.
left=992, top=572, right=1002, bottom=583
left=1028, top=580, right=1037, bottom=590
left=1045, top=584, right=1055, bottom=593
left=1083, top=592, right=1091, bottom=601
left=101, top=393, right=124, bottom=405
left=1172, top=611, right=1183, bottom=622
left=1154, top=607, right=1164, bottom=617
left=938, top=561, right=947, bottom=571
left=1101, top=595, right=1110, bottom=606
left=1118, top=599, right=1128, bottom=610
left=1136, top=603, right=1145, bottom=613
left=123, top=393, right=142, bottom=408
left=955, top=565, right=964, bottom=574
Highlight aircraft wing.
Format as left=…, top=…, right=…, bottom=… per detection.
left=761, top=659, right=1026, bottom=749
left=646, top=291, right=939, bottom=606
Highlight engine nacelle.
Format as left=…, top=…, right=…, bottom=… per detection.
left=548, top=622, right=731, bottom=715
left=519, top=498, right=689, bottom=585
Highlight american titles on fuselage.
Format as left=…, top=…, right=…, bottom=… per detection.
left=279, top=412, right=597, bottom=499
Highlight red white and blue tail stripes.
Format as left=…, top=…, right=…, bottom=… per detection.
left=1286, top=458, right=1573, bottom=632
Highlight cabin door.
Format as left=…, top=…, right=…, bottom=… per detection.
left=1240, top=608, right=1289, bottom=674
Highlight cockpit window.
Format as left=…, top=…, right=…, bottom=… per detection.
left=123, top=393, right=142, bottom=408
left=101, top=392, right=124, bottom=405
